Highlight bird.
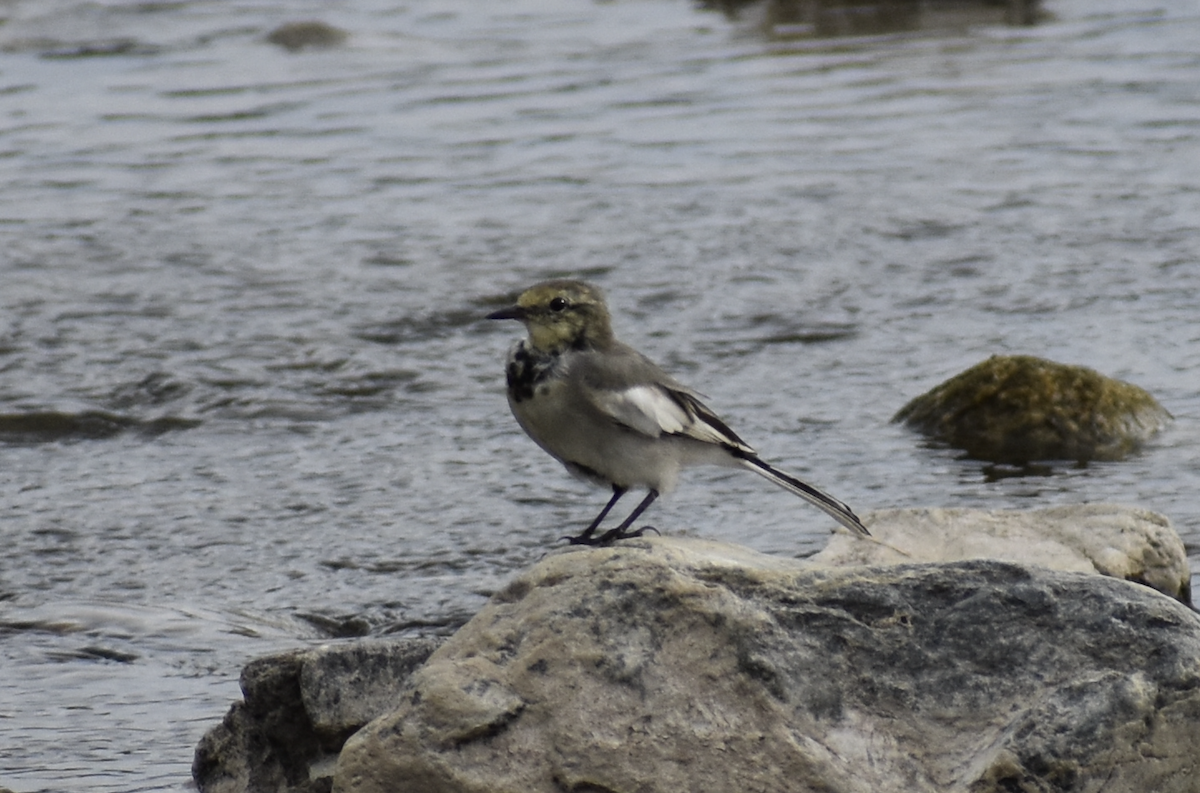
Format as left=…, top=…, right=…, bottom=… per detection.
left=486, top=279, right=869, bottom=545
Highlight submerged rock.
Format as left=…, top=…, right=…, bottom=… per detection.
left=893, top=354, right=1171, bottom=463
left=699, top=0, right=1043, bottom=36
left=0, top=409, right=200, bottom=443
left=266, top=22, right=348, bottom=52
left=334, top=538, right=1200, bottom=793
left=193, top=638, right=441, bottom=793
left=814, top=504, right=1191, bottom=605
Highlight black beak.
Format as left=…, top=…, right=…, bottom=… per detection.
left=486, top=305, right=526, bottom=321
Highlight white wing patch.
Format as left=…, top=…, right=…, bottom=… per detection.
left=594, top=384, right=749, bottom=450
left=597, top=384, right=688, bottom=437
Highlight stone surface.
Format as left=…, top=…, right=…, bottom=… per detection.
left=813, top=503, right=1191, bottom=605
left=194, top=637, right=441, bottom=793
left=893, top=354, right=1171, bottom=463
left=334, top=538, right=1200, bottom=793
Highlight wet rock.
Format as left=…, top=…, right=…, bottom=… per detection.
left=699, top=0, right=1043, bottom=37
left=814, top=504, right=1191, bottom=605
left=39, top=38, right=160, bottom=58
left=333, top=538, right=1200, bottom=793
left=266, top=22, right=348, bottom=52
left=893, top=354, right=1171, bottom=463
left=0, top=409, right=200, bottom=443
left=193, top=637, right=440, bottom=793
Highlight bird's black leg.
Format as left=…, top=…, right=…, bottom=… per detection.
left=565, top=485, right=627, bottom=545
left=592, top=489, right=660, bottom=545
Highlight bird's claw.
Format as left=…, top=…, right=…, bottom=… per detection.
left=562, top=525, right=659, bottom=546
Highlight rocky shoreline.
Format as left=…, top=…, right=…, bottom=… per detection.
left=194, top=505, right=1199, bottom=793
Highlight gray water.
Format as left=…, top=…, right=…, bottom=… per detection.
left=1, top=0, right=1198, bottom=790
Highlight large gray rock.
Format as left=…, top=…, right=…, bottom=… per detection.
left=335, top=538, right=1200, bottom=793
left=814, top=504, right=1191, bottom=605
left=194, top=638, right=441, bottom=793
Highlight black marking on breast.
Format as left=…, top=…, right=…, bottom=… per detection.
left=507, top=342, right=558, bottom=403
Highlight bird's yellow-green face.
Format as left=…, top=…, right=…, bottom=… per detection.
left=487, top=279, right=613, bottom=353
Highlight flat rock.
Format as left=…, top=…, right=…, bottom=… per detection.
left=814, top=503, right=1191, bottom=605
left=893, top=354, right=1171, bottom=463
left=334, top=538, right=1200, bottom=793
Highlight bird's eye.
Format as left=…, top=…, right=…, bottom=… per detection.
left=548, top=297, right=569, bottom=312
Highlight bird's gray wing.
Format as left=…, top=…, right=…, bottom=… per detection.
left=574, top=345, right=756, bottom=453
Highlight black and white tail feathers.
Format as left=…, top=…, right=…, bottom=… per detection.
left=736, top=453, right=869, bottom=537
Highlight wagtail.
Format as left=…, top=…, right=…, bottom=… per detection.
left=487, top=279, right=869, bottom=545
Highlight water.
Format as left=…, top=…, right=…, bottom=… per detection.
left=1, top=0, right=1198, bottom=789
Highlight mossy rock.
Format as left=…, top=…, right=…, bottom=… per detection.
left=893, top=355, right=1171, bottom=463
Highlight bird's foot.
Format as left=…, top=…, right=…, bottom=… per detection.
left=564, top=525, right=659, bottom=546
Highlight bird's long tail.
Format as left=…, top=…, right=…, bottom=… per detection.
left=738, top=455, right=870, bottom=537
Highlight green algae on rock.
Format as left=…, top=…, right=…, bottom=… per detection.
left=893, top=355, right=1171, bottom=463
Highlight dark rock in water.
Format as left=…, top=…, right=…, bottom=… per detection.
left=698, top=0, right=1044, bottom=37
left=334, top=538, right=1200, bottom=793
left=39, top=38, right=160, bottom=58
left=0, top=409, right=200, bottom=444
left=893, top=354, right=1171, bottom=463
left=266, top=22, right=348, bottom=52
left=193, top=638, right=440, bottom=793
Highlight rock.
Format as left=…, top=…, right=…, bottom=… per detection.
left=813, top=504, right=1191, bottom=605
left=300, top=640, right=443, bottom=736
left=893, top=354, right=1171, bottom=463
left=698, top=0, right=1044, bottom=36
left=266, top=22, right=348, bottom=52
left=194, top=637, right=441, bottom=793
left=333, top=538, right=1200, bottom=793
left=0, top=409, right=200, bottom=443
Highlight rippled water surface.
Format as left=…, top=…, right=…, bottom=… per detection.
left=2, top=0, right=1198, bottom=789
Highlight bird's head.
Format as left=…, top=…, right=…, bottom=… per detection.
left=487, top=279, right=614, bottom=353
